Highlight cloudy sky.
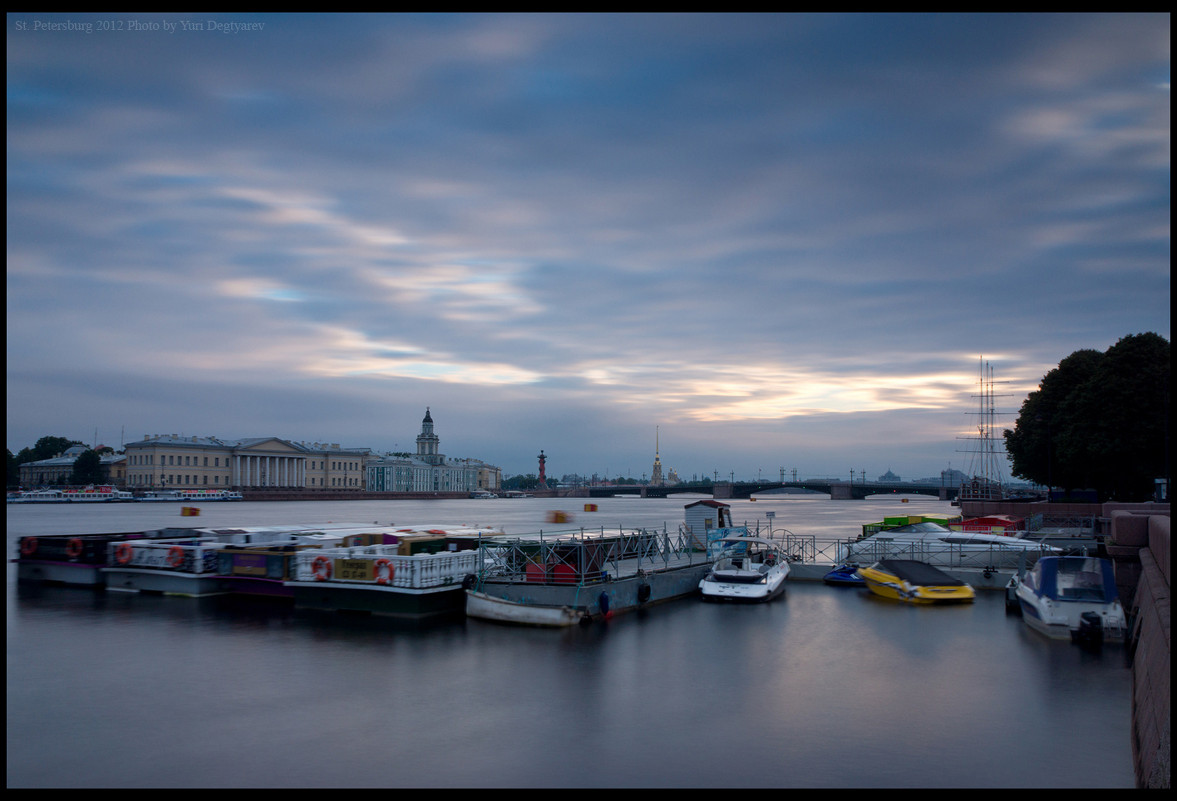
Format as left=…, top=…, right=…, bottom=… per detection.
left=6, top=13, right=1170, bottom=482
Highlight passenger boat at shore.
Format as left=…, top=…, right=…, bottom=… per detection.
left=15, top=523, right=500, bottom=608
left=282, top=526, right=495, bottom=618
left=1007, top=556, right=1126, bottom=646
left=14, top=530, right=183, bottom=585
left=858, top=559, right=976, bottom=604
left=136, top=489, right=243, bottom=502
left=8, top=485, right=135, bottom=503
left=699, top=535, right=789, bottom=602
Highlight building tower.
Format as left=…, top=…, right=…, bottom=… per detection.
left=651, top=426, right=664, bottom=486
left=416, top=407, right=442, bottom=465
left=537, top=450, right=548, bottom=489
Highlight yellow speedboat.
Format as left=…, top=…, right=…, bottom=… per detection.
left=858, top=559, right=975, bottom=604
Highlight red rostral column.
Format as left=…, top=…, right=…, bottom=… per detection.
left=537, top=450, right=548, bottom=489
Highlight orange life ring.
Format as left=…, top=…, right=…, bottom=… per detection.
left=375, top=558, right=394, bottom=585
left=66, top=538, right=84, bottom=558
left=20, top=538, right=38, bottom=556
left=115, top=542, right=134, bottom=564
left=167, top=546, right=185, bottom=568
left=312, top=555, right=332, bottom=581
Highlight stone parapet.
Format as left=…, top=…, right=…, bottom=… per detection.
left=1123, top=513, right=1170, bottom=789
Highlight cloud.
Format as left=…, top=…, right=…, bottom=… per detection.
left=6, top=13, right=1169, bottom=479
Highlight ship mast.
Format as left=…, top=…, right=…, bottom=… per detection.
left=959, top=356, right=1010, bottom=500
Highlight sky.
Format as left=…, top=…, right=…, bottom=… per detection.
left=6, top=13, right=1170, bottom=483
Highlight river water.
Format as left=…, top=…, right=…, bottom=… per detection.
left=6, top=494, right=1133, bottom=788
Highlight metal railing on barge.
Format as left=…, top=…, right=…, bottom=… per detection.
left=475, top=525, right=711, bottom=586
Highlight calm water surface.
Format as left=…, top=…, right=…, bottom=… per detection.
left=7, top=495, right=1133, bottom=788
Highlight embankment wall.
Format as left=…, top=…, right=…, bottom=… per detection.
left=1109, top=510, right=1170, bottom=789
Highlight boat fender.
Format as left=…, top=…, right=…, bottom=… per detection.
left=374, top=558, right=394, bottom=585
left=637, top=583, right=652, bottom=603
left=598, top=591, right=613, bottom=619
left=166, top=546, right=185, bottom=568
left=20, top=538, right=38, bottom=557
left=115, top=542, right=134, bottom=565
left=312, top=555, right=332, bottom=581
left=66, top=538, right=84, bottom=558
left=461, top=574, right=477, bottom=591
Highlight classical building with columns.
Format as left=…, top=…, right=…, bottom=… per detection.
left=366, top=408, right=501, bottom=494
left=123, top=434, right=367, bottom=490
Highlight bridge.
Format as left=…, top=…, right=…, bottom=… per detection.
left=577, top=480, right=958, bottom=501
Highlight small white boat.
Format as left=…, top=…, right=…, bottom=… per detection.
left=1009, top=556, right=1126, bottom=646
left=465, top=590, right=582, bottom=627
left=699, top=536, right=790, bottom=602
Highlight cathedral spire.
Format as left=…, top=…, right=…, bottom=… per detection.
left=651, top=426, right=664, bottom=486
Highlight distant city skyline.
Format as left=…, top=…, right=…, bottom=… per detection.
left=7, top=13, right=1169, bottom=481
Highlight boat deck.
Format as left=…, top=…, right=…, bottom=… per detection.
left=877, top=559, right=968, bottom=586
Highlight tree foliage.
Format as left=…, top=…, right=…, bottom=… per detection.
left=1004, top=333, right=1170, bottom=501
left=70, top=449, right=105, bottom=486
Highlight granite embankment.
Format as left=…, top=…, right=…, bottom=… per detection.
left=1107, top=507, right=1170, bottom=789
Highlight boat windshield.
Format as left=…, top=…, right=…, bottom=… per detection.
left=1055, top=558, right=1112, bottom=602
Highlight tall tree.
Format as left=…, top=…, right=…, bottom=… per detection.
left=28, top=436, right=84, bottom=462
left=70, top=449, right=105, bottom=486
left=1004, top=333, right=1170, bottom=500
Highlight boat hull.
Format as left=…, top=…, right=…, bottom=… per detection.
left=17, top=560, right=105, bottom=586
left=465, top=591, right=581, bottom=626
left=699, top=577, right=787, bottom=602
left=858, top=561, right=976, bottom=604
left=473, top=561, right=712, bottom=623
left=285, top=580, right=466, bottom=619
left=699, top=564, right=789, bottom=603
left=1015, top=587, right=1126, bottom=642
left=101, top=567, right=232, bottom=597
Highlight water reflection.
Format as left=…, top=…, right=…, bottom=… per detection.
left=7, top=497, right=1134, bottom=788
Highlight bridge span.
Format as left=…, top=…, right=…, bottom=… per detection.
left=577, top=481, right=957, bottom=501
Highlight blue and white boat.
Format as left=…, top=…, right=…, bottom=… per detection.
left=1009, top=556, right=1126, bottom=645
left=823, top=563, right=865, bottom=586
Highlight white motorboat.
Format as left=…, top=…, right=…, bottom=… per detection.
left=1009, top=556, right=1126, bottom=646
left=699, top=536, right=790, bottom=602
left=836, top=521, right=1062, bottom=570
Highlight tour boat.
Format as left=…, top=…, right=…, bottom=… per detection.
left=137, top=489, right=243, bottom=502
left=858, top=559, right=976, bottom=604
left=63, top=486, right=135, bottom=502
left=1008, top=556, right=1126, bottom=645
left=8, top=486, right=133, bottom=503
left=699, top=536, right=790, bottom=602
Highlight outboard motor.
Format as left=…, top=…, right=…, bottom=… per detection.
left=1073, top=611, right=1104, bottom=650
